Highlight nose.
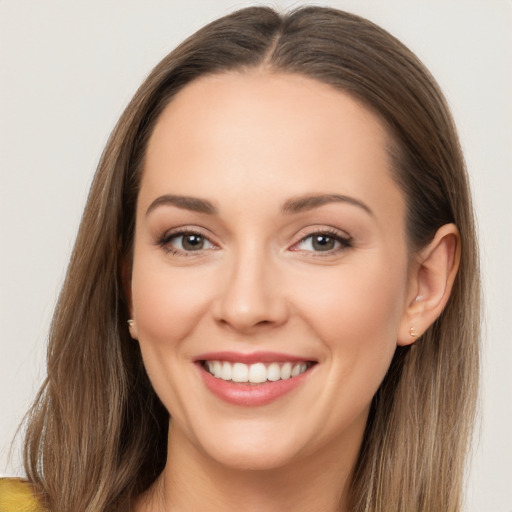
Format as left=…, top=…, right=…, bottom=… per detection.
left=212, top=248, right=289, bottom=334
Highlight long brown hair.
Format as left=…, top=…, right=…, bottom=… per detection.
left=23, top=6, right=480, bottom=512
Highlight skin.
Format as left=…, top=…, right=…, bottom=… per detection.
left=129, top=71, right=460, bottom=511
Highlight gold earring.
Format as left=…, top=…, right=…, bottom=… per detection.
left=409, top=326, right=419, bottom=339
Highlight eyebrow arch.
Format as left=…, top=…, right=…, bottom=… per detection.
left=146, top=194, right=217, bottom=216
left=282, top=193, right=374, bottom=216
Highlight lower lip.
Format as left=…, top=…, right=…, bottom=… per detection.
left=197, top=363, right=314, bottom=407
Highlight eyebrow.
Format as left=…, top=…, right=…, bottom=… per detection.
left=145, top=192, right=373, bottom=217
left=146, top=194, right=217, bottom=216
left=282, top=193, right=374, bottom=216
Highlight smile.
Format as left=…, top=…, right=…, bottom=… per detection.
left=195, top=353, right=317, bottom=407
left=203, top=360, right=312, bottom=384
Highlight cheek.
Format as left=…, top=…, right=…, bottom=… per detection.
left=297, top=261, right=406, bottom=335
left=290, top=255, right=408, bottom=384
left=130, top=258, right=217, bottom=418
left=288, top=261, right=407, bottom=434
left=131, top=259, right=215, bottom=345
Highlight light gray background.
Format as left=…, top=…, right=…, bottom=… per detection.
left=1, top=1, right=511, bottom=511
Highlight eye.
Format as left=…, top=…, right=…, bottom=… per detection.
left=292, top=231, right=351, bottom=253
left=159, top=230, right=216, bottom=254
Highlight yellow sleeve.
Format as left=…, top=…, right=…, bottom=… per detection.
left=0, top=478, right=46, bottom=512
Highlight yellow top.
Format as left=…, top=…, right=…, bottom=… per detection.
left=0, top=478, right=46, bottom=512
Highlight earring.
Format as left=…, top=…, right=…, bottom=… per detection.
left=409, top=326, right=419, bottom=339
left=127, top=319, right=134, bottom=327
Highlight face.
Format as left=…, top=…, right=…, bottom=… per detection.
left=130, top=72, right=414, bottom=471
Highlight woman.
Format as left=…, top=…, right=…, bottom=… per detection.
left=0, top=5, right=480, bottom=512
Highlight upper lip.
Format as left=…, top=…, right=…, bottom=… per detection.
left=194, top=351, right=317, bottom=364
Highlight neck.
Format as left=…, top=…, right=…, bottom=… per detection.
left=136, top=419, right=364, bottom=512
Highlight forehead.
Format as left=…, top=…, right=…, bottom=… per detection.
left=140, top=71, right=404, bottom=226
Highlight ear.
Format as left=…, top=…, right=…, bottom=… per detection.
left=397, top=223, right=460, bottom=346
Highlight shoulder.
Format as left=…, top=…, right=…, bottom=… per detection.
left=0, top=478, right=46, bottom=511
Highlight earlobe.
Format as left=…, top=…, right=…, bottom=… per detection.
left=397, top=223, right=460, bottom=346
left=127, top=319, right=138, bottom=340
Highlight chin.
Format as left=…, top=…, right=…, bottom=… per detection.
left=186, top=419, right=309, bottom=471
left=206, top=441, right=300, bottom=472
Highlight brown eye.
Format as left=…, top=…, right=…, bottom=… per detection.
left=311, top=234, right=336, bottom=251
left=181, top=233, right=205, bottom=251
left=166, top=232, right=215, bottom=252
left=293, top=231, right=351, bottom=253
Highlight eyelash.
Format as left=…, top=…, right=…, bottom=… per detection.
left=156, top=227, right=352, bottom=257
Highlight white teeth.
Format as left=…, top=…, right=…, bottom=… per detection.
left=249, top=363, right=267, bottom=383
left=232, top=362, right=249, bottom=382
left=221, top=361, right=232, bottom=381
left=280, top=362, right=292, bottom=379
left=212, top=360, right=222, bottom=377
left=205, top=360, right=311, bottom=383
left=291, top=364, right=300, bottom=377
left=267, top=362, right=281, bottom=382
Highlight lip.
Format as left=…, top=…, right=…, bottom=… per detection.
left=194, top=352, right=317, bottom=407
